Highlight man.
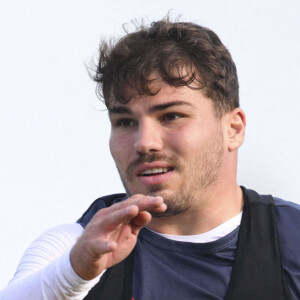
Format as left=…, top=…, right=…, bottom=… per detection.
left=1, top=19, right=300, bottom=300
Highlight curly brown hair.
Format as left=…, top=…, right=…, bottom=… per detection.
left=92, top=19, right=239, bottom=118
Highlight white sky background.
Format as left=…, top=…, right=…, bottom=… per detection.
left=0, top=0, right=299, bottom=289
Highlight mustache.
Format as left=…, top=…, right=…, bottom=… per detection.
left=126, top=153, right=180, bottom=179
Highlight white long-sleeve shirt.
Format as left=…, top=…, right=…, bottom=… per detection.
left=0, top=213, right=242, bottom=300
left=0, top=224, right=102, bottom=300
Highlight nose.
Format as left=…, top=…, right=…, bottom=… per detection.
left=134, top=120, right=163, bottom=154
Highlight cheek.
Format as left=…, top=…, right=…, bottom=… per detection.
left=168, top=126, right=203, bottom=150
left=109, top=133, right=133, bottom=165
left=169, top=124, right=216, bottom=155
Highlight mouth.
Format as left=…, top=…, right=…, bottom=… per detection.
left=135, top=163, right=175, bottom=186
left=139, top=167, right=174, bottom=177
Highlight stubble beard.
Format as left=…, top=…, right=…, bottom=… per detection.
left=117, top=130, right=224, bottom=218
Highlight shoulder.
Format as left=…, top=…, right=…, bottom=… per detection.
left=77, top=193, right=127, bottom=227
left=274, top=197, right=300, bottom=231
left=273, top=197, right=300, bottom=243
left=274, top=197, right=300, bottom=210
left=273, top=197, right=300, bottom=298
left=273, top=197, right=300, bottom=250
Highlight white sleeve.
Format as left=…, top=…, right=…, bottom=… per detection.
left=0, top=223, right=104, bottom=300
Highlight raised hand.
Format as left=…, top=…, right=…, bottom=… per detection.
left=70, top=194, right=166, bottom=280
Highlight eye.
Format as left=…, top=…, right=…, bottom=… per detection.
left=161, top=113, right=183, bottom=122
left=115, top=118, right=136, bottom=128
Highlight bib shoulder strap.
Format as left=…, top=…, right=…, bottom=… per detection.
left=83, top=251, right=134, bottom=300
left=78, top=193, right=132, bottom=300
left=225, top=187, right=292, bottom=300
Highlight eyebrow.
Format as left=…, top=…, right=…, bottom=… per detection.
left=108, top=106, right=131, bottom=114
left=108, top=101, right=194, bottom=115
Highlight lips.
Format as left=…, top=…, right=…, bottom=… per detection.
left=140, top=167, right=173, bottom=176
left=136, top=162, right=173, bottom=176
left=135, top=162, right=174, bottom=186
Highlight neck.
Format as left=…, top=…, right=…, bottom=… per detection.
left=147, top=184, right=244, bottom=236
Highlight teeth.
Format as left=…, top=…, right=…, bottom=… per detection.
left=141, top=167, right=169, bottom=176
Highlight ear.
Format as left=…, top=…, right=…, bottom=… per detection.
left=224, top=108, right=246, bottom=151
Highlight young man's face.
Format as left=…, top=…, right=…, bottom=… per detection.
left=109, top=81, right=226, bottom=216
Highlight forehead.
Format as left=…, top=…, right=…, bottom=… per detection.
left=108, top=81, right=213, bottom=115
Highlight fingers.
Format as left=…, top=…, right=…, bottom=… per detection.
left=100, top=204, right=140, bottom=232
left=70, top=194, right=166, bottom=280
left=93, top=240, right=117, bottom=254
left=103, top=194, right=166, bottom=215
left=130, top=211, right=152, bottom=235
left=95, top=195, right=167, bottom=225
left=131, top=211, right=152, bottom=228
left=88, top=194, right=166, bottom=234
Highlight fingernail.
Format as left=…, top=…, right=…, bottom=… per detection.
left=125, top=205, right=133, bottom=213
left=150, top=196, right=160, bottom=203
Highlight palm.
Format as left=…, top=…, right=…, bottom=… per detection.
left=105, top=223, right=138, bottom=268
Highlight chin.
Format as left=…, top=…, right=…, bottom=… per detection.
left=126, top=183, right=165, bottom=197
left=151, top=204, right=190, bottom=218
